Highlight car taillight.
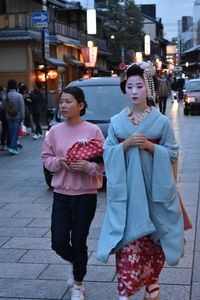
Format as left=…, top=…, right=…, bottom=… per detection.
left=184, top=96, right=195, bottom=103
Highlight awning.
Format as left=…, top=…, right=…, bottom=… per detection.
left=183, top=45, right=200, bottom=54
left=46, top=56, right=67, bottom=67
left=66, top=57, right=84, bottom=66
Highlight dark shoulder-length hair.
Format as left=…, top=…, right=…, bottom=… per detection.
left=60, top=86, right=88, bottom=116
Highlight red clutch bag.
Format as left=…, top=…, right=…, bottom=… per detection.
left=66, top=139, right=103, bottom=164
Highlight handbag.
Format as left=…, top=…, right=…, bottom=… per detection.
left=18, top=123, right=27, bottom=137
left=5, top=97, right=19, bottom=117
left=66, top=139, right=103, bottom=164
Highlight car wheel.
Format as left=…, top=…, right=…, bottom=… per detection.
left=43, top=165, right=53, bottom=188
left=184, top=107, right=189, bottom=115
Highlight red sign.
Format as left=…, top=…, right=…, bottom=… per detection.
left=81, top=47, right=98, bottom=68
left=118, top=62, right=127, bottom=70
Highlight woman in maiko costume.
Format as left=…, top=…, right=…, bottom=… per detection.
left=97, top=61, right=185, bottom=300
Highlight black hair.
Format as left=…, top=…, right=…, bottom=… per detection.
left=61, top=86, right=88, bottom=116
left=120, top=64, right=144, bottom=94
left=35, top=81, right=42, bottom=89
left=7, top=79, right=17, bottom=91
left=120, top=64, right=157, bottom=107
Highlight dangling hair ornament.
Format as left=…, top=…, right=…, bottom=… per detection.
left=137, top=61, right=156, bottom=102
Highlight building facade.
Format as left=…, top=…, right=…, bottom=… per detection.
left=0, top=0, right=110, bottom=105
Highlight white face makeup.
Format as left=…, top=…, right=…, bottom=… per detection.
left=125, top=75, right=148, bottom=108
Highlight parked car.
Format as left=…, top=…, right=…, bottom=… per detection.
left=183, top=79, right=200, bottom=115
left=43, top=76, right=129, bottom=187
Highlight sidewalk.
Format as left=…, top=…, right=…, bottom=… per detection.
left=0, top=101, right=199, bottom=300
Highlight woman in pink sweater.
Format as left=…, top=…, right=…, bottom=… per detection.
left=42, top=86, right=104, bottom=300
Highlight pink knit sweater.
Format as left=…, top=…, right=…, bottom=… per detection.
left=42, top=121, right=105, bottom=195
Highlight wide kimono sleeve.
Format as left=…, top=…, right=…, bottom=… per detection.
left=148, top=117, right=184, bottom=265
left=152, top=119, right=179, bottom=203
left=41, top=128, right=63, bottom=173
left=97, top=119, right=128, bottom=263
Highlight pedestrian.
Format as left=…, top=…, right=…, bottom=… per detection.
left=170, top=76, right=178, bottom=103
left=177, top=73, right=185, bottom=102
left=157, top=73, right=171, bottom=114
left=41, top=86, right=104, bottom=300
left=97, top=61, right=184, bottom=300
left=2, top=80, right=25, bottom=155
left=0, top=85, right=9, bottom=151
left=19, top=84, right=34, bottom=134
left=29, top=81, right=46, bottom=139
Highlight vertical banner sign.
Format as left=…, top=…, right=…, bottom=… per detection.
left=87, top=9, right=96, bottom=34
left=81, top=47, right=98, bottom=68
left=44, top=28, right=50, bottom=59
left=144, top=34, right=151, bottom=56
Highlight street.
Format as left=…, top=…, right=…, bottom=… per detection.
left=0, top=101, right=200, bottom=300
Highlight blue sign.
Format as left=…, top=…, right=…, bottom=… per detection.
left=32, top=12, right=49, bottom=25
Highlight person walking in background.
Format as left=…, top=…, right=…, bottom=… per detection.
left=170, top=76, right=179, bottom=103
left=157, top=73, right=171, bottom=114
left=42, top=86, right=104, bottom=300
left=30, top=82, right=46, bottom=139
left=177, top=73, right=185, bottom=102
left=19, top=83, right=34, bottom=134
left=97, top=61, right=184, bottom=300
left=2, top=80, right=25, bottom=155
left=0, top=85, right=9, bottom=151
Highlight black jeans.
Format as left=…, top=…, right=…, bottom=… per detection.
left=51, top=192, right=97, bottom=282
left=32, top=113, right=42, bottom=135
left=159, top=97, right=167, bottom=114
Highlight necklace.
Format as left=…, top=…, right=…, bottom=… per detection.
left=125, top=106, right=152, bottom=126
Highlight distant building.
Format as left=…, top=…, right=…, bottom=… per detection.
left=193, top=0, right=200, bottom=45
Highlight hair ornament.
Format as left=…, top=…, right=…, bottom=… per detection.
left=128, top=60, right=156, bottom=77
left=124, top=60, right=156, bottom=103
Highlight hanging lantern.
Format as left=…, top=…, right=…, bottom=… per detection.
left=48, top=70, right=58, bottom=79
left=37, top=71, right=46, bottom=82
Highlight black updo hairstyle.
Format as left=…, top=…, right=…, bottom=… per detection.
left=120, top=63, right=158, bottom=107
left=120, top=64, right=144, bottom=94
left=61, top=86, right=88, bottom=116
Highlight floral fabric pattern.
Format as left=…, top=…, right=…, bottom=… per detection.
left=116, top=236, right=165, bottom=297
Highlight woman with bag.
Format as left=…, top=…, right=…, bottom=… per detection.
left=97, top=62, right=185, bottom=300
left=42, top=86, right=104, bottom=300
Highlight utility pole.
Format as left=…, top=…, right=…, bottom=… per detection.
left=41, top=0, right=48, bottom=105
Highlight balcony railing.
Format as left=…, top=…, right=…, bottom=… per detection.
left=0, top=13, right=108, bottom=52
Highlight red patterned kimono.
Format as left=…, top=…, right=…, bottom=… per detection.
left=116, top=236, right=165, bottom=297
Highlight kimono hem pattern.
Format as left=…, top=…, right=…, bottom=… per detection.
left=97, top=107, right=184, bottom=266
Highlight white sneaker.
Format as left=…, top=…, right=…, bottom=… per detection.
left=37, top=134, right=43, bottom=138
left=71, top=284, right=85, bottom=300
left=66, top=263, right=74, bottom=289
left=32, top=134, right=39, bottom=140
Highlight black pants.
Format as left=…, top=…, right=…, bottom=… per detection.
left=32, top=113, right=42, bottom=135
left=51, top=192, right=97, bottom=282
left=159, top=97, right=167, bottom=114
left=0, top=111, right=9, bottom=146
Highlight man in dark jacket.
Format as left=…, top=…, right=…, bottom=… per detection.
left=157, top=73, right=171, bottom=114
left=30, top=82, right=46, bottom=139
left=177, top=73, right=185, bottom=102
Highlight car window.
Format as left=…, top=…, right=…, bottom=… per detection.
left=79, top=85, right=129, bottom=121
left=187, top=81, right=200, bottom=92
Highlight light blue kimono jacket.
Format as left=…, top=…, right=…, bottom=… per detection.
left=97, top=107, right=184, bottom=266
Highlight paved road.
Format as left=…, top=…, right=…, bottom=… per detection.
left=0, top=101, right=200, bottom=300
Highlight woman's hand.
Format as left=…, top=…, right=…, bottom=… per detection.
left=69, top=160, right=89, bottom=173
left=123, top=133, right=146, bottom=151
left=59, top=159, right=73, bottom=171
left=123, top=133, right=154, bottom=154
